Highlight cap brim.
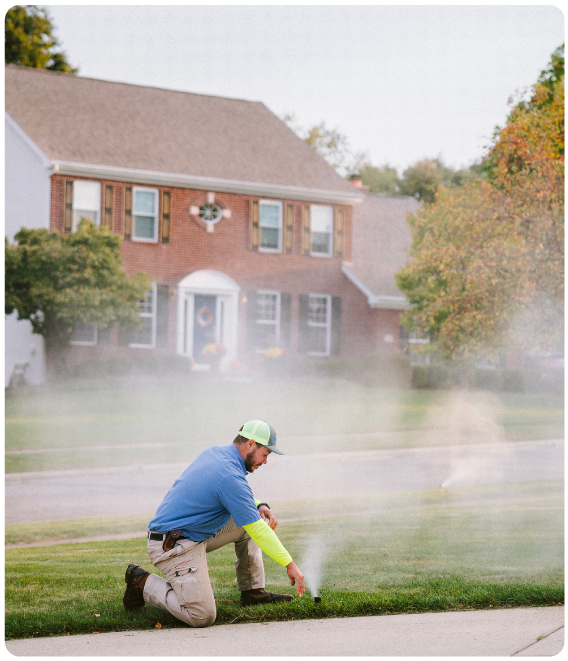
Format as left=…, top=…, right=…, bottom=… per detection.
left=268, top=445, right=285, bottom=455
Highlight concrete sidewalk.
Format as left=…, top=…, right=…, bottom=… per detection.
left=5, top=606, right=564, bottom=657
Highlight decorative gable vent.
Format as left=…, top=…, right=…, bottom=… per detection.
left=189, top=192, right=231, bottom=233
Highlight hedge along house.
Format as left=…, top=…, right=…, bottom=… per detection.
left=5, top=65, right=371, bottom=378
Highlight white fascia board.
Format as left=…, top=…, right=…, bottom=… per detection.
left=5, top=113, right=53, bottom=170
left=341, top=264, right=410, bottom=310
left=53, top=161, right=365, bottom=206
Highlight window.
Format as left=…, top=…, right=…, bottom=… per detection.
left=400, top=327, right=430, bottom=365
left=259, top=200, right=282, bottom=252
left=310, top=205, right=333, bottom=256
left=70, top=321, right=97, bottom=346
left=307, top=294, right=331, bottom=355
left=255, top=291, right=280, bottom=350
left=72, top=181, right=101, bottom=231
left=132, top=187, right=159, bottom=242
left=130, top=283, right=157, bottom=347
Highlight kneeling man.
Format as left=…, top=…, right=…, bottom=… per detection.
left=123, top=420, right=305, bottom=627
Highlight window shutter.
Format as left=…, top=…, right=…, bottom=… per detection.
left=284, top=204, right=294, bottom=254
left=160, top=191, right=171, bottom=243
left=97, top=326, right=112, bottom=345
left=246, top=290, right=258, bottom=350
left=280, top=293, right=291, bottom=349
left=334, top=208, right=344, bottom=259
left=102, top=185, right=113, bottom=230
left=249, top=200, right=259, bottom=250
left=63, top=181, right=73, bottom=233
left=118, top=327, right=134, bottom=346
left=302, top=205, right=311, bottom=255
left=331, top=296, right=342, bottom=356
left=156, top=284, right=169, bottom=347
left=123, top=187, right=132, bottom=240
left=298, top=294, right=310, bottom=353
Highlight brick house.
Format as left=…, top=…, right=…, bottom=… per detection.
left=7, top=65, right=389, bottom=379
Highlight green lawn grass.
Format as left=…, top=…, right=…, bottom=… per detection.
left=6, top=480, right=563, bottom=546
left=6, top=483, right=563, bottom=640
left=5, top=377, right=564, bottom=472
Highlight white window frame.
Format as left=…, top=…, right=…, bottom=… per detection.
left=258, top=200, right=283, bottom=253
left=130, top=282, right=157, bottom=348
left=72, top=180, right=101, bottom=231
left=132, top=187, right=159, bottom=243
left=307, top=293, right=331, bottom=357
left=255, top=290, right=281, bottom=352
left=406, top=331, right=430, bottom=365
left=309, top=204, right=333, bottom=258
left=69, top=322, right=98, bottom=346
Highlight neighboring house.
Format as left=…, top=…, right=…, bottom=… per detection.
left=4, top=111, right=52, bottom=386
left=342, top=182, right=423, bottom=358
left=6, top=65, right=375, bottom=378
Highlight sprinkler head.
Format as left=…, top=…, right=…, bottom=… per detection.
left=314, top=596, right=322, bottom=604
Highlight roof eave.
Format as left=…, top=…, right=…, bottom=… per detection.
left=341, top=264, right=410, bottom=310
left=52, top=161, right=364, bottom=205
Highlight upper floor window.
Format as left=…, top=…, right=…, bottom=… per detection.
left=259, top=200, right=282, bottom=252
left=310, top=205, right=333, bottom=256
left=72, top=181, right=101, bottom=231
left=132, top=187, right=159, bottom=242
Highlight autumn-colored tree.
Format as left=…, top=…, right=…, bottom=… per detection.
left=5, top=5, right=77, bottom=72
left=396, top=47, right=564, bottom=361
left=5, top=220, right=150, bottom=373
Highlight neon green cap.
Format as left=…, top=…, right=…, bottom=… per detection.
left=240, top=420, right=284, bottom=455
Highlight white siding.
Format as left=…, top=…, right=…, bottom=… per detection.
left=5, top=113, right=52, bottom=386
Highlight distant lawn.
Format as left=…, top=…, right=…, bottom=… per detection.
left=5, top=377, right=564, bottom=472
left=5, top=481, right=563, bottom=640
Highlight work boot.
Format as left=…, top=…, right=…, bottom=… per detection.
left=240, top=587, right=293, bottom=605
left=123, top=563, right=149, bottom=611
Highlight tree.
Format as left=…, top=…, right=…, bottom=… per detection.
left=5, top=5, right=77, bottom=72
left=396, top=48, right=564, bottom=361
left=5, top=220, right=150, bottom=372
left=398, top=158, right=478, bottom=203
left=281, top=113, right=366, bottom=175
left=358, top=163, right=400, bottom=194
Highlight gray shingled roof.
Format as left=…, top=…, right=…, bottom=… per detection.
left=347, top=193, right=421, bottom=300
left=5, top=65, right=357, bottom=195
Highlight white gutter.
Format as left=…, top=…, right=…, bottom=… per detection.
left=52, top=161, right=364, bottom=206
left=341, top=264, right=410, bottom=310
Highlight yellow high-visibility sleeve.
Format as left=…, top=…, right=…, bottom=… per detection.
left=243, top=519, right=292, bottom=567
left=254, top=499, right=262, bottom=507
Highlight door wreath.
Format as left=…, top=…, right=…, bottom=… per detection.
left=196, top=306, right=214, bottom=327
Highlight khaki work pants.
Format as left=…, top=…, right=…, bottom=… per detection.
left=144, top=518, right=265, bottom=627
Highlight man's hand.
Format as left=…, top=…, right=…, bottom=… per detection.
left=258, top=505, right=278, bottom=530
left=286, top=561, right=305, bottom=598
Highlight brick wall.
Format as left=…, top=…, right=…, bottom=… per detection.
left=51, top=174, right=396, bottom=360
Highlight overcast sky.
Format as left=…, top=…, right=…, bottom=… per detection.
left=45, top=4, right=564, bottom=173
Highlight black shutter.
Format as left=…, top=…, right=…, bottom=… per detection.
left=280, top=293, right=291, bottom=350
left=156, top=284, right=169, bottom=348
left=298, top=294, right=310, bottom=353
left=123, top=187, right=132, bottom=240
left=160, top=191, right=171, bottom=243
left=331, top=296, right=342, bottom=356
left=97, top=326, right=111, bottom=345
left=118, top=327, right=133, bottom=346
left=246, top=290, right=258, bottom=350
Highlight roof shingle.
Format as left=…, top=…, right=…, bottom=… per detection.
left=5, top=65, right=357, bottom=196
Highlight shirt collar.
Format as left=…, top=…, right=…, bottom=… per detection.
left=229, top=442, right=247, bottom=476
